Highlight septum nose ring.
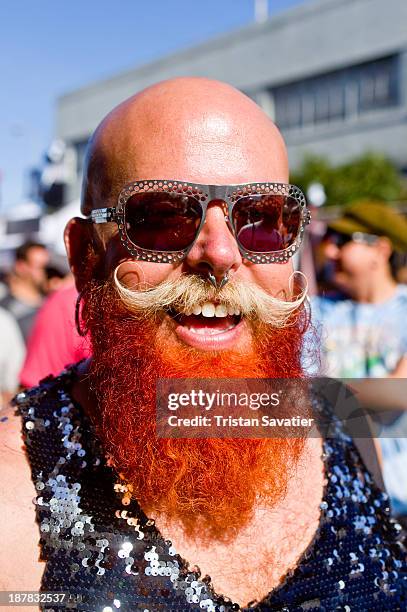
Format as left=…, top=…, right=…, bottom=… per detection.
left=207, top=271, right=230, bottom=289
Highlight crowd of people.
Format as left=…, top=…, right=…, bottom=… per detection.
left=0, top=241, right=89, bottom=408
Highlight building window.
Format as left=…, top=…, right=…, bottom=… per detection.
left=272, top=54, right=399, bottom=130
left=358, top=56, right=398, bottom=111
left=71, top=138, right=90, bottom=176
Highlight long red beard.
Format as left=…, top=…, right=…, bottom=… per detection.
left=83, top=280, right=310, bottom=541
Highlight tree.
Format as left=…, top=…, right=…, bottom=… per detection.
left=290, top=152, right=406, bottom=206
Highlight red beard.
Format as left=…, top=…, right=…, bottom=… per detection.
left=82, top=280, right=310, bottom=541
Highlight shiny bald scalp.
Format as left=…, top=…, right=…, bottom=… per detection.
left=81, top=77, right=289, bottom=216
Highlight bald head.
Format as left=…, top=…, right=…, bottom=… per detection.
left=81, top=77, right=288, bottom=215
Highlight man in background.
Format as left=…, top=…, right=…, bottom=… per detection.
left=0, top=241, right=49, bottom=342
left=313, top=200, right=407, bottom=524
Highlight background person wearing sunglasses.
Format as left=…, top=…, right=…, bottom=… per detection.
left=311, top=200, right=407, bottom=528
left=1, top=79, right=405, bottom=610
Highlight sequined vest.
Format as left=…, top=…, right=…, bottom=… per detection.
left=15, top=368, right=406, bottom=611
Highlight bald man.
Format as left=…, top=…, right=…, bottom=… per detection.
left=0, top=79, right=405, bottom=611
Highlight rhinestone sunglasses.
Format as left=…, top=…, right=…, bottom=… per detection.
left=89, top=179, right=311, bottom=264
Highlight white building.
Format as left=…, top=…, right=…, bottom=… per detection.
left=54, top=0, right=407, bottom=201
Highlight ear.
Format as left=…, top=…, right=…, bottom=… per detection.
left=376, top=237, right=393, bottom=262
left=64, top=217, right=99, bottom=292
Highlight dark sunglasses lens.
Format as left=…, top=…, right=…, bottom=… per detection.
left=325, top=230, right=351, bottom=247
left=233, top=195, right=301, bottom=253
left=124, top=192, right=202, bottom=251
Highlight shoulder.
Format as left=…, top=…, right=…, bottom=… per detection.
left=311, top=294, right=351, bottom=313
left=0, top=305, right=14, bottom=324
left=392, top=284, right=407, bottom=307
left=0, top=306, right=23, bottom=337
left=40, top=283, right=77, bottom=315
left=16, top=370, right=78, bottom=430
left=0, top=308, right=24, bottom=369
left=0, top=402, right=26, bottom=457
left=0, top=372, right=79, bottom=590
left=0, top=403, right=32, bottom=500
left=26, top=285, right=78, bottom=347
left=0, top=403, right=45, bottom=591
left=387, top=286, right=407, bottom=342
left=312, top=378, right=385, bottom=489
left=310, top=295, right=352, bottom=329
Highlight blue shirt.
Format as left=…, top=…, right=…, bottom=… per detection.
left=310, top=286, right=407, bottom=516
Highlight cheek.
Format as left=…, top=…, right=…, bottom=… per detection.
left=104, top=234, right=178, bottom=289
left=115, top=261, right=176, bottom=289
left=340, top=245, right=372, bottom=273
left=248, top=262, right=294, bottom=296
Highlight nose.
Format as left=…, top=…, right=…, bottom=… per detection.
left=184, top=201, right=242, bottom=281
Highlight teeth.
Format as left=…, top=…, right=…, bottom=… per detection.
left=180, top=302, right=241, bottom=318
left=201, top=302, right=216, bottom=317
left=215, top=304, right=228, bottom=317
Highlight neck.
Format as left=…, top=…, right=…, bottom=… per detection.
left=8, top=275, right=42, bottom=306
left=352, top=269, right=397, bottom=304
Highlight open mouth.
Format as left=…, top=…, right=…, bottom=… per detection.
left=168, top=302, right=242, bottom=336
left=166, top=301, right=245, bottom=349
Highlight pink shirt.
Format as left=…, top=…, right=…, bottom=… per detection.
left=20, top=283, right=91, bottom=387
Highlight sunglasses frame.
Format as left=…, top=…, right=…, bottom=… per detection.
left=326, top=230, right=380, bottom=248
left=89, top=179, right=310, bottom=264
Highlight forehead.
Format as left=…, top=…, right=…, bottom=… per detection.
left=84, top=86, right=289, bottom=213
left=26, top=247, right=48, bottom=262
left=126, top=111, right=288, bottom=186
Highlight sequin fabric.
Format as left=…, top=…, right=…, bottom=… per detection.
left=15, top=367, right=406, bottom=612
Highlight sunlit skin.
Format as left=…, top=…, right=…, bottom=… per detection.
left=68, top=77, right=293, bottom=353
left=19, top=247, right=49, bottom=289
left=322, top=236, right=397, bottom=303
left=8, top=246, right=49, bottom=305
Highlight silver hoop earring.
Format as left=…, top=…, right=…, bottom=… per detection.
left=75, top=289, right=88, bottom=337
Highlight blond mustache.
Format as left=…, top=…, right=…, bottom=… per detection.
left=113, top=267, right=308, bottom=328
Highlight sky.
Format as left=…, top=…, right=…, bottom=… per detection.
left=0, top=0, right=308, bottom=213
